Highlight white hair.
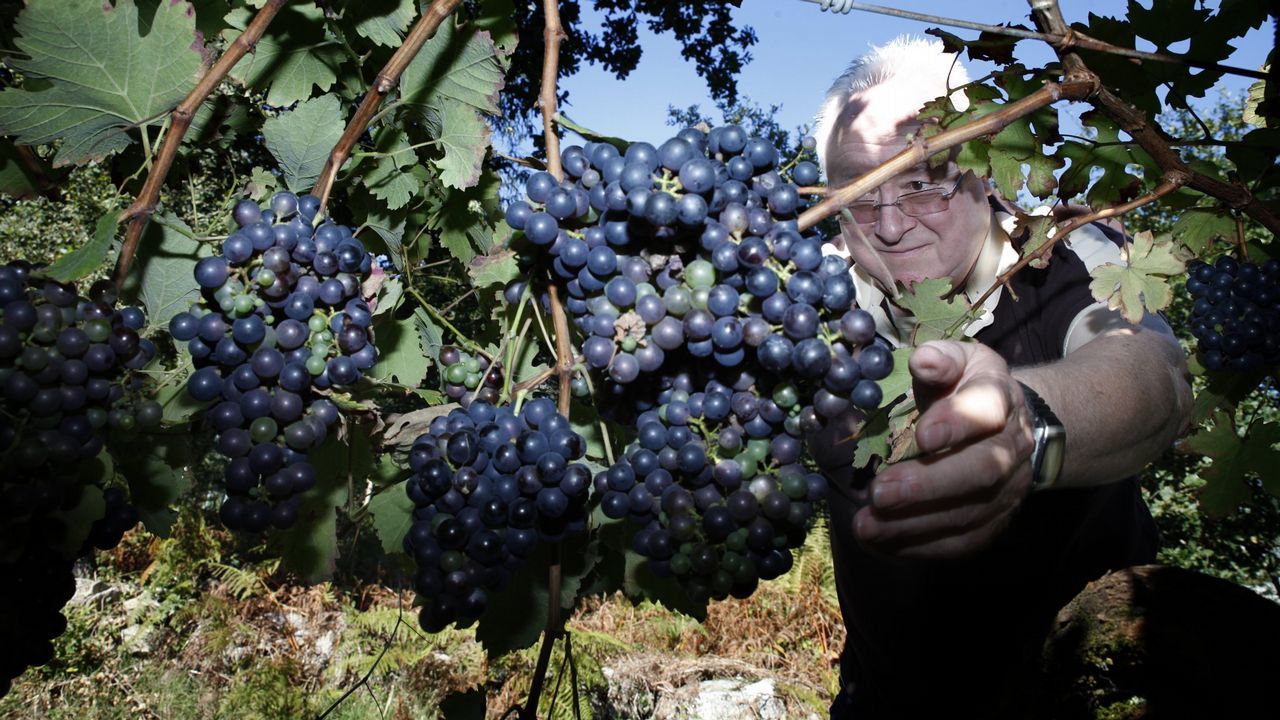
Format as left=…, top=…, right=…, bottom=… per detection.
left=813, top=36, right=972, bottom=171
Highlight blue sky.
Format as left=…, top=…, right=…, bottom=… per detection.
left=553, top=0, right=1273, bottom=145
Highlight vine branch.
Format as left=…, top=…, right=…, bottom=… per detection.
left=522, top=1, right=573, bottom=718
left=310, top=0, right=464, bottom=215
left=963, top=175, right=1186, bottom=323
left=796, top=79, right=1096, bottom=231
left=801, top=0, right=1268, bottom=81
left=113, top=0, right=289, bottom=288
left=1026, top=0, right=1280, bottom=238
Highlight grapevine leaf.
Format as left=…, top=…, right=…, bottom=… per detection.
left=1191, top=371, right=1257, bottom=425
left=876, top=348, right=915, bottom=405
left=624, top=548, right=708, bottom=621
left=0, top=0, right=204, bottom=167
left=381, top=405, right=456, bottom=448
left=893, top=278, right=969, bottom=344
left=275, top=436, right=351, bottom=582
left=247, top=166, right=280, bottom=201
left=54, top=484, right=105, bottom=560
left=988, top=114, right=1062, bottom=200
left=1243, top=75, right=1270, bottom=129
left=1056, top=112, right=1151, bottom=208
left=431, top=166, right=505, bottom=264
left=1088, top=231, right=1186, bottom=323
left=569, top=399, right=608, bottom=463
left=122, top=212, right=209, bottom=332
left=434, top=101, right=492, bottom=190
left=476, top=540, right=598, bottom=656
left=1225, top=128, right=1280, bottom=186
left=350, top=0, right=416, bottom=48
left=112, top=431, right=196, bottom=537
left=439, top=690, right=487, bottom=720
left=402, top=21, right=502, bottom=114
left=153, top=359, right=209, bottom=425
left=262, top=94, right=346, bottom=192
left=555, top=112, right=630, bottom=153
left=401, top=21, right=504, bottom=189
left=1171, top=207, right=1237, bottom=256
left=413, top=307, right=444, bottom=370
left=852, top=410, right=890, bottom=470
left=1186, top=413, right=1280, bottom=516
left=361, top=129, right=421, bottom=211
left=1013, top=213, right=1057, bottom=269
left=887, top=402, right=921, bottom=464
left=367, top=481, right=414, bottom=555
left=372, top=313, right=431, bottom=388
left=40, top=211, right=117, bottom=283
left=924, top=26, right=1025, bottom=65
left=467, top=248, right=519, bottom=289
left=0, top=140, right=43, bottom=198
left=511, top=330, right=549, bottom=387
left=473, top=0, right=518, bottom=56
left=222, top=5, right=343, bottom=106
left=372, top=276, right=405, bottom=320
left=357, top=208, right=407, bottom=271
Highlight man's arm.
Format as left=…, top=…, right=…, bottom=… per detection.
left=852, top=318, right=1192, bottom=559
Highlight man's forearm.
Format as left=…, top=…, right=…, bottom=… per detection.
left=1013, top=326, right=1192, bottom=488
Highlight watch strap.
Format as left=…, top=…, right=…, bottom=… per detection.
left=1018, top=381, right=1065, bottom=489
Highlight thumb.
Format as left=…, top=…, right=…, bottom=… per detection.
left=908, top=340, right=969, bottom=398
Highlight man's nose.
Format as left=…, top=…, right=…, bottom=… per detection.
left=875, top=203, right=916, bottom=245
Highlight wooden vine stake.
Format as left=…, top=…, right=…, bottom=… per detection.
left=309, top=0, right=465, bottom=216
left=521, top=2, right=573, bottom=717
left=112, top=0, right=289, bottom=289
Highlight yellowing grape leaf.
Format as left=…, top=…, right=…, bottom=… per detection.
left=0, top=0, right=205, bottom=167
left=1088, top=231, right=1186, bottom=323
left=893, top=278, right=970, bottom=344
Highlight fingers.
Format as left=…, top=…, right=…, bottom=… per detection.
left=915, top=376, right=1020, bottom=454
left=908, top=341, right=967, bottom=397
left=872, top=424, right=1031, bottom=511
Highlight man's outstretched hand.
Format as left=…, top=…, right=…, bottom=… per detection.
left=853, top=340, right=1037, bottom=559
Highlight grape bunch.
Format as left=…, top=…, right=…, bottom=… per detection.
left=440, top=345, right=503, bottom=408
left=1186, top=256, right=1280, bottom=372
left=501, top=126, right=896, bottom=599
left=0, top=535, right=76, bottom=697
left=404, top=398, right=591, bottom=631
left=595, top=370, right=828, bottom=601
left=170, top=192, right=377, bottom=533
left=0, top=263, right=157, bottom=695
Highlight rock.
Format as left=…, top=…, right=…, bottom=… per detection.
left=670, top=678, right=787, bottom=720
left=120, top=622, right=158, bottom=657
left=69, top=578, right=121, bottom=609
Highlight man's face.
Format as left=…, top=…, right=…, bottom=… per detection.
left=823, top=89, right=991, bottom=289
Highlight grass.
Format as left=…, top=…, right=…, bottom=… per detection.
left=1, top=507, right=846, bottom=720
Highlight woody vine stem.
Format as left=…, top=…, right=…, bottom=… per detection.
left=521, top=0, right=575, bottom=714
left=112, top=0, right=289, bottom=289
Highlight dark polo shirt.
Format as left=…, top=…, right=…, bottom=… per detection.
left=823, top=230, right=1159, bottom=719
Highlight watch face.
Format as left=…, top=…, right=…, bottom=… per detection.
left=1040, top=426, right=1067, bottom=486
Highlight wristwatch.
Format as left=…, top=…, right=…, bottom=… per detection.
left=1017, top=382, right=1066, bottom=490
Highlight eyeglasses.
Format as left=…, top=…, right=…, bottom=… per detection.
left=842, top=174, right=967, bottom=225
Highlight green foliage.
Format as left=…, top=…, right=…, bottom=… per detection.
left=222, top=3, right=343, bottom=107
left=0, top=0, right=205, bottom=166
left=1088, top=230, right=1187, bottom=323
left=262, top=94, right=347, bottom=192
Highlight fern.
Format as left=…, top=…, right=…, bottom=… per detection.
left=209, top=559, right=278, bottom=601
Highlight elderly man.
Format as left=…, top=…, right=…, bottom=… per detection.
left=809, top=37, right=1192, bottom=717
